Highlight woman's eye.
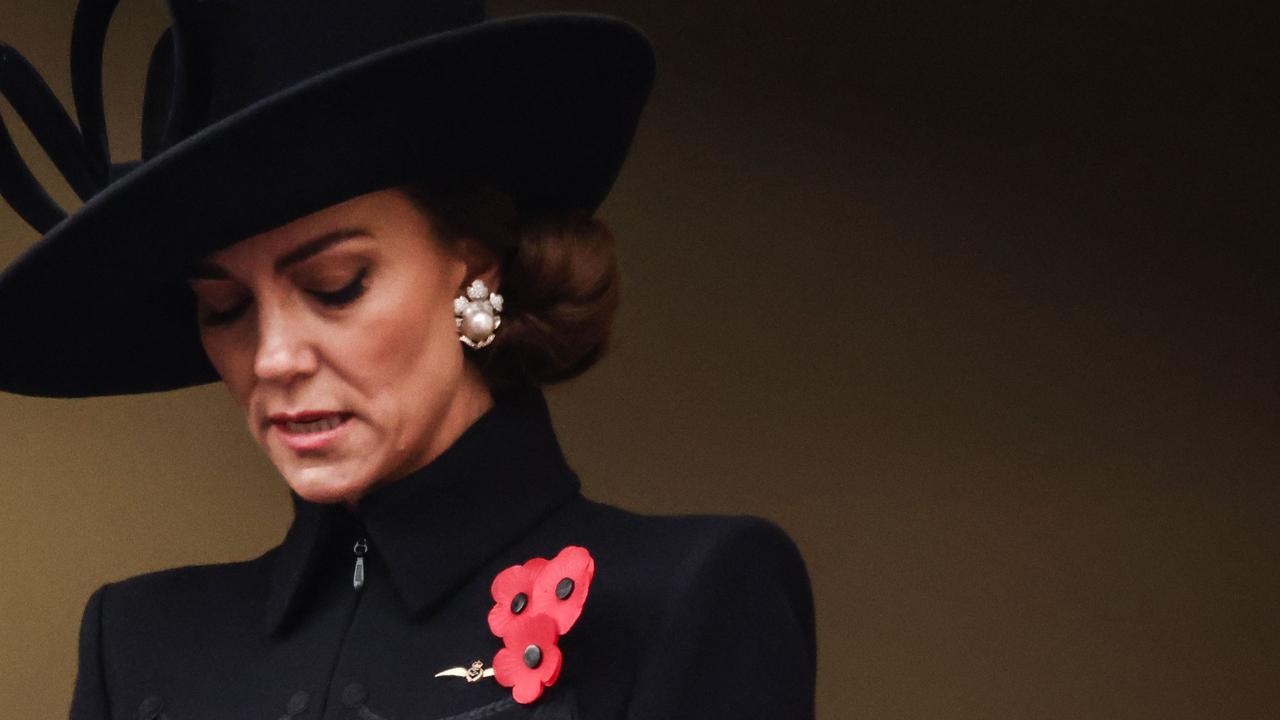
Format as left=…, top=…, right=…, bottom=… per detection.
left=192, top=266, right=368, bottom=326
left=310, top=266, right=369, bottom=307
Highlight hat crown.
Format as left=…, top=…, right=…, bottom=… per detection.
left=145, top=0, right=487, bottom=156
left=195, top=0, right=485, bottom=122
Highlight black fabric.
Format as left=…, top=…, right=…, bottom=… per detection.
left=0, top=2, right=654, bottom=398
left=66, top=387, right=817, bottom=719
left=194, top=0, right=485, bottom=121
left=0, top=42, right=99, bottom=230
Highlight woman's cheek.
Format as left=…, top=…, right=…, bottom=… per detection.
left=359, top=291, right=435, bottom=370
left=338, top=315, right=404, bottom=382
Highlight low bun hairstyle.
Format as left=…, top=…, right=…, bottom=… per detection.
left=401, top=182, right=621, bottom=392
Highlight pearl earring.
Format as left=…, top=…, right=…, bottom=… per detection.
left=454, top=279, right=504, bottom=349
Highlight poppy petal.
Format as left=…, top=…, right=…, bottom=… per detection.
left=533, top=545, right=595, bottom=634
left=491, top=646, right=524, bottom=688
left=490, top=564, right=533, bottom=603
left=512, top=677, right=545, bottom=704
left=536, top=642, right=563, bottom=685
left=488, top=563, right=539, bottom=637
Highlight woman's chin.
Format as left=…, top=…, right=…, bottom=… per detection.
left=279, top=463, right=375, bottom=506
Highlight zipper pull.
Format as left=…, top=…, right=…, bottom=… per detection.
left=352, top=537, right=368, bottom=590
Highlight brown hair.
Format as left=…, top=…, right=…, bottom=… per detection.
left=401, top=182, right=621, bottom=391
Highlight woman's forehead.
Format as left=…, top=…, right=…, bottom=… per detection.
left=188, top=188, right=430, bottom=278
left=242, top=188, right=412, bottom=249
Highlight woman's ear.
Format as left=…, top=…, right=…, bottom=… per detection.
left=456, top=236, right=502, bottom=294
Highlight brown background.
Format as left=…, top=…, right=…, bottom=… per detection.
left=1, top=1, right=1276, bottom=717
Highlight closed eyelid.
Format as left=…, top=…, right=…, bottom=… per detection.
left=190, top=256, right=370, bottom=329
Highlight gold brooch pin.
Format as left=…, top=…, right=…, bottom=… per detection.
left=434, top=660, right=494, bottom=683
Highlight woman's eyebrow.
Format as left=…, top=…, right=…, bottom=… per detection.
left=184, top=227, right=371, bottom=281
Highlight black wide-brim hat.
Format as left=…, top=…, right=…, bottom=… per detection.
left=0, top=0, right=654, bottom=398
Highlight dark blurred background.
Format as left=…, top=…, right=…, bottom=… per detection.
left=1, top=1, right=1276, bottom=717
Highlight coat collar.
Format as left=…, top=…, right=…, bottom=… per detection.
left=264, top=386, right=581, bottom=637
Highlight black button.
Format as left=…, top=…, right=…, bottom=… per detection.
left=523, top=643, right=543, bottom=668
left=342, top=682, right=368, bottom=707
left=286, top=690, right=309, bottom=715
left=556, top=577, right=574, bottom=600
left=510, top=592, right=528, bottom=614
left=137, top=695, right=164, bottom=720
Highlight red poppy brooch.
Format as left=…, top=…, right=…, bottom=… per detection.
left=479, top=545, right=595, bottom=703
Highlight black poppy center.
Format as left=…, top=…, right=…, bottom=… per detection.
left=510, top=592, right=528, bottom=614
left=555, top=577, right=575, bottom=600
left=523, top=643, right=543, bottom=668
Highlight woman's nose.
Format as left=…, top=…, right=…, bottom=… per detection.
left=252, top=303, right=319, bottom=383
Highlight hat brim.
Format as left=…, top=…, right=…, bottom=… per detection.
left=0, top=13, right=655, bottom=397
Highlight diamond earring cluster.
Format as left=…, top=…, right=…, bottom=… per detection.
left=454, top=279, right=504, bottom=349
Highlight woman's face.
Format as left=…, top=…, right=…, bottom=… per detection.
left=185, top=187, right=498, bottom=507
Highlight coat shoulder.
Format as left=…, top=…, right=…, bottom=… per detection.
left=94, top=548, right=276, bottom=649
left=105, top=548, right=274, bottom=604
left=549, top=496, right=814, bottom=628
left=562, top=496, right=808, bottom=576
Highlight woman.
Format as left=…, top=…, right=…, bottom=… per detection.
left=0, top=1, right=815, bottom=718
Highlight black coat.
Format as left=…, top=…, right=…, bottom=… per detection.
left=68, top=387, right=817, bottom=720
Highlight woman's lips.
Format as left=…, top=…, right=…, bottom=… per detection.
left=269, top=412, right=353, bottom=452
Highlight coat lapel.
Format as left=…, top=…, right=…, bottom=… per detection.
left=265, top=386, right=581, bottom=637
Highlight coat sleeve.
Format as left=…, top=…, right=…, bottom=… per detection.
left=623, top=517, right=817, bottom=719
left=68, top=583, right=112, bottom=720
